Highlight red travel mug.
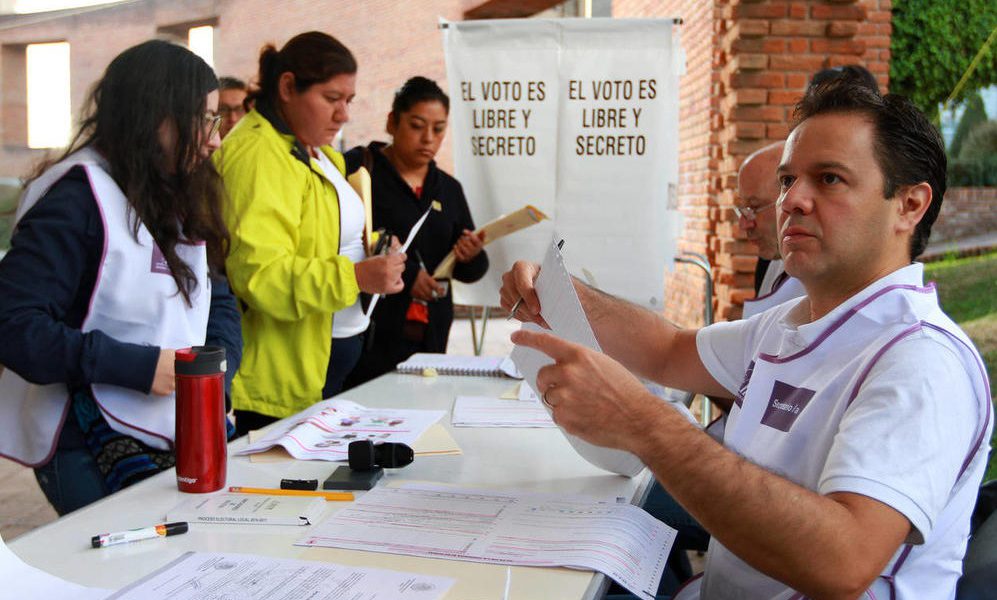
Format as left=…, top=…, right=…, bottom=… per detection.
left=174, top=346, right=227, bottom=493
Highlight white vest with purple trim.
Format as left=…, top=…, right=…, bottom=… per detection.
left=679, top=269, right=991, bottom=600
left=743, top=260, right=806, bottom=319
left=0, top=147, right=209, bottom=466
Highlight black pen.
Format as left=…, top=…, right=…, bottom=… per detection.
left=508, top=239, right=564, bottom=320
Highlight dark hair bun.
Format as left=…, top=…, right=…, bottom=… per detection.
left=392, top=76, right=449, bottom=116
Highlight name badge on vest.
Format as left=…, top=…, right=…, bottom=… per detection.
left=151, top=245, right=171, bottom=275
left=760, top=380, right=816, bottom=432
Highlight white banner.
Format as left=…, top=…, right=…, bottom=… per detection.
left=442, top=18, right=684, bottom=309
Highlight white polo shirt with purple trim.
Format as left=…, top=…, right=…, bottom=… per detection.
left=681, top=263, right=992, bottom=600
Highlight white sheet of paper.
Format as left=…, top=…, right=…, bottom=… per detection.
left=296, top=483, right=674, bottom=600
left=517, top=381, right=539, bottom=402
left=510, top=237, right=646, bottom=477
left=365, top=206, right=433, bottom=318
left=106, top=551, right=454, bottom=600
left=236, top=399, right=444, bottom=461
left=451, top=396, right=556, bottom=428
left=0, top=532, right=110, bottom=600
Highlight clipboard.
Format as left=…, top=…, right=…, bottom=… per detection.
left=433, top=204, right=548, bottom=279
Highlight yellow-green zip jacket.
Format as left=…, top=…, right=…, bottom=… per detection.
left=215, top=108, right=360, bottom=418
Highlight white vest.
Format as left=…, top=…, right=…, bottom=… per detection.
left=743, top=260, right=806, bottom=319
left=680, top=281, right=991, bottom=600
left=0, top=147, right=209, bottom=465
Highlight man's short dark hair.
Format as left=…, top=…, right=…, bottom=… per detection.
left=808, top=64, right=880, bottom=95
left=794, top=82, right=946, bottom=259
left=219, top=76, right=247, bottom=91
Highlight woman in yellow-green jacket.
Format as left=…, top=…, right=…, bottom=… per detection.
left=215, top=32, right=405, bottom=436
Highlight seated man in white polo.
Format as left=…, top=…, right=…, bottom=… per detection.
left=502, top=80, right=991, bottom=598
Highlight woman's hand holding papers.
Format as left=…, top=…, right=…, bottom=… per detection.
left=355, top=236, right=406, bottom=294
left=511, top=328, right=672, bottom=454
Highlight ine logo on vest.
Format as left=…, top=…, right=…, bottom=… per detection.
left=150, top=245, right=171, bottom=275
left=761, top=381, right=816, bottom=432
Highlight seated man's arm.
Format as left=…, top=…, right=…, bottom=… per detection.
left=512, top=329, right=981, bottom=599
left=578, top=280, right=731, bottom=395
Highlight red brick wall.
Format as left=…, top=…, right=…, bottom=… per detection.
left=715, top=0, right=892, bottom=321
left=0, top=0, right=476, bottom=179
left=933, top=188, right=997, bottom=244
left=570, top=1, right=895, bottom=327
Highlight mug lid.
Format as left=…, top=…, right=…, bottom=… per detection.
left=175, top=345, right=226, bottom=376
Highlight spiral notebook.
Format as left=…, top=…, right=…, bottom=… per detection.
left=396, top=354, right=521, bottom=378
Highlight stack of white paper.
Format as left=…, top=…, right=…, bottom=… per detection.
left=297, top=483, right=675, bottom=600
left=107, top=551, right=454, bottom=600
left=167, top=494, right=326, bottom=526
left=451, top=396, right=556, bottom=428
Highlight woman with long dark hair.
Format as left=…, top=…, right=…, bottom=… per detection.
left=344, top=76, right=488, bottom=388
left=216, top=32, right=405, bottom=436
left=0, top=40, right=241, bottom=515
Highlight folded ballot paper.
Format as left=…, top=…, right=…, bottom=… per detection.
left=510, top=237, right=646, bottom=477
left=236, top=399, right=445, bottom=462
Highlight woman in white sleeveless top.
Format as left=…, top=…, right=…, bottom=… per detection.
left=0, top=41, right=238, bottom=515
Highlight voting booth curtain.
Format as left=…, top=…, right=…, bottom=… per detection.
left=442, top=17, right=685, bottom=309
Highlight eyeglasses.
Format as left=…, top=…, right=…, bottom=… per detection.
left=218, top=105, right=246, bottom=118
left=733, top=200, right=777, bottom=222
left=203, top=113, right=222, bottom=139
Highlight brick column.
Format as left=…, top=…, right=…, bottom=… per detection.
left=715, top=0, right=892, bottom=321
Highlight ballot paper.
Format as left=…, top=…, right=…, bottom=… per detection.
left=237, top=399, right=445, bottom=461
left=365, top=206, right=432, bottom=318
left=0, top=532, right=110, bottom=599
left=510, top=237, right=646, bottom=477
left=451, top=395, right=556, bottom=428
left=106, top=551, right=454, bottom=600
left=296, top=483, right=674, bottom=600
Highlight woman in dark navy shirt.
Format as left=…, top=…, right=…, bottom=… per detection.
left=344, top=77, right=488, bottom=387
left=0, top=41, right=240, bottom=515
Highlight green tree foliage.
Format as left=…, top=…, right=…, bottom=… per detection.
left=960, top=119, right=997, bottom=159
left=949, top=92, right=988, bottom=157
left=891, top=0, right=997, bottom=120
left=948, top=119, right=997, bottom=186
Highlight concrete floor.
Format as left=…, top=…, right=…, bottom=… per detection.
left=0, top=314, right=520, bottom=542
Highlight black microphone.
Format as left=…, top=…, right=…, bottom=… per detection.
left=348, top=440, right=414, bottom=471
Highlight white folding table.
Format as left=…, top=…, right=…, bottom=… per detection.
left=10, top=372, right=654, bottom=599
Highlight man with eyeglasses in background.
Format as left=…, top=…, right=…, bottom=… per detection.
left=735, top=142, right=806, bottom=318
left=218, top=76, right=249, bottom=139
